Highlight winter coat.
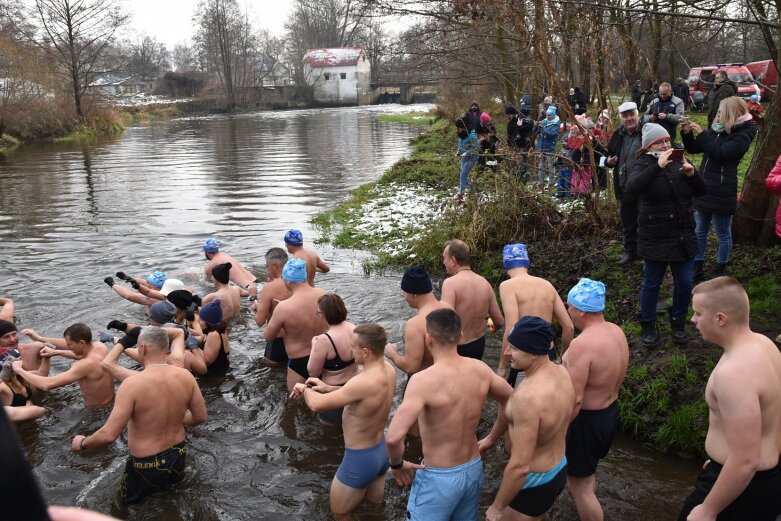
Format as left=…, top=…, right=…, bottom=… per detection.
left=607, top=123, right=644, bottom=199
left=681, top=122, right=756, bottom=215
left=673, top=82, right=690, bottom=105
left=625, top=153, right=707, bottom=262
left=536, top=115, right=560, bottom=153
left=765, top=154, right=781, bottom=238
left=457, top=130, right=480, bottom=159
left=463, top=102, right=481, bottom=133
left=707, top=80, right=737, bottom=126
left=507, top=115, right=534, bottom=150
left=642, top=95, right=685, bottom=138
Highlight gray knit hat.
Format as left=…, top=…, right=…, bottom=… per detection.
left=641, top=123, right=670, bottom=149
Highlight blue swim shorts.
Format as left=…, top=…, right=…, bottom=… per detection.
left=407, top=455, right=483, bottom=521
left=335, top=438, right=390, bottom=489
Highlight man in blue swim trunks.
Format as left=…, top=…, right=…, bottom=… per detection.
left=386, top=309, right=513, bottom=521
left=290, top=323, right=397, bottom=517
left=265, top=258, right=326, bottom=392
left=480, top=316, right=575, bottom=520
left=562, top=278, right=628, bottom=521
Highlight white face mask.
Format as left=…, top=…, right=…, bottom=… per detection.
left=647, top=151, right=664, bottom=158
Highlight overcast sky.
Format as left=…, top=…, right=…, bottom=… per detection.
left=127, top=0, right=293, bottom=49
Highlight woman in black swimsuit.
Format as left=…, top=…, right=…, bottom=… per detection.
left=0, top=356, right=45, bottom=421
left=195, top=299, right=231, bottom=376
left=307, top=294, right=358, bottom=426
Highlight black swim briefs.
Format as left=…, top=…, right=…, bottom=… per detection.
left=565, top=401, right=619, bottom=478
left=287, top=355, right=310, bottom=379
left=679, top=458, right=781, bottom=521
left=457, top=336, right=486, bottom=360
left=508, top=464, right=567, bottom=517
left=118, top=441, right=187, bottom=505
left=264, top=337, right=288, bottom=365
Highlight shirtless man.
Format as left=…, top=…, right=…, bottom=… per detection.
left=290, top=323, right=397, bottom=518
left=13, top=323, right=115, bottom=408
left=284, top=229, right=329, bottom=287
left=104, top=271, right=179, bottom=307
left=562, top=278, right=628, bottom=521
left=481, top=316, right=576, bottom=520
left=253, top=248, right=293, bottom=366
left=679, top=277, right=781, bottom=521
left=201, top=262, right=245, bottom=322
left=440, top=239, right=504, bottom=360
left=497, top=244, right=574, bottom=386
left=264, top=258, right=326, bottom=391
left=0, top=320, right=45, bottom=372
left=71, top=326, right=207, bottom=505
left=384, top=265, right=452, bottom=375
left=0, top=296, right=14, bottom=322
left=386, top=308, right=514, bottom=521
left=202, top=237, right=258, bottom=296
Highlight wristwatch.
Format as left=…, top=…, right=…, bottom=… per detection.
left=389, top=460, right=404, bottom=470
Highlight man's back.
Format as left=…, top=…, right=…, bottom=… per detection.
left=207, top=253, right=255, bottom=286
left=272, top=286, right=327, bottom=357
left=500, top=274, right=558, bottom=323
left=414, top=356, right=494, bottom=466
left=292, top=248, right=326, bottom=287
left=124, top=365, right=200, bottom=457
left=403, top=300, right=452, bottom=373
left=204, top=286, right=242, bottom=322
left=442, top=271, right=497, bottom=343
left=342, top=360, right=396, bottom=448
left=566, top=320, right=628, bottom=410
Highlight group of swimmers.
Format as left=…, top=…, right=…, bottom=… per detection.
left=1, top=231, right=780, bottom=521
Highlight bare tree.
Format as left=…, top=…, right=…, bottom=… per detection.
left=17, top=0, right=129, bottom=122
left=172, top=43, right=197, bottom=72
left=127, top=35, right=169, bottom=79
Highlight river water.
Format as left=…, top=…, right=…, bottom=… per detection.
left=0, top=104, right=700, bottom=520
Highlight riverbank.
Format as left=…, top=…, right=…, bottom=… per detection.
left=313, top=116, right=781, bottom=457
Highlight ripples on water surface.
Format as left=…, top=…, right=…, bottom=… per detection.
left=0, top=104, right=699, bottom=520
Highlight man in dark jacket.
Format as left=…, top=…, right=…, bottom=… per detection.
left=673, top=77, right=690, bottom=109
left=463, top=101, right=481, bottom=134
left=572, top=87, right=588, bottom=115
left=607, top=102, right=644, bottom=266
left=707, top=71, right=737, bottom=126
left=505, top=105, right=534, bottom=178
left=642, top=82, right=684, bottom=141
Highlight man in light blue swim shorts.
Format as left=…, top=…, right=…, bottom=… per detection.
left=481, top=316, right=576, bottom=520
left=386, top=309, right=513, bottom=521
left=290, top=323, right=397, bottom=517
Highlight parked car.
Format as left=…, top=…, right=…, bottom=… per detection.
left=688, top=64, right=761, bottom=100
left=746, top=60, right=777, bottom=100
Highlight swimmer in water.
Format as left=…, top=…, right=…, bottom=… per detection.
left=104, top=270, right=183, bottom=307
left=201, top=262, right=245, bottom=322
left=290, top=323, right=396, bottom=518
left=202, top=237, right=258, bottom=297
left=253, top=248, right=293, bottom=367
left=283, top=229, right=329, bottom=287
left=72, top=326, right=207, bottom=506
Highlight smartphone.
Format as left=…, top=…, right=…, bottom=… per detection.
left=680, top=115, right=690, bottom=124
left=669, top=149, right=684, bottom=162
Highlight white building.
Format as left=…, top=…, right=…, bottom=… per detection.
left=87, top=76, right=151, bottom=97
left=302, top=47, right=372, bottom=105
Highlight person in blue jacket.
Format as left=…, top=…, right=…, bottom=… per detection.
left=455, top=118, right=480, bottom=200
left=536, top=106, right=561, bottom=189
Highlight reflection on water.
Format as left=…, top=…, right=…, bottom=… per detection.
left=0, top=104, right=700, bottom=520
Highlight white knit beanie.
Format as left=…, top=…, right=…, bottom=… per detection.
left=641, top=123, right=670, bottom=148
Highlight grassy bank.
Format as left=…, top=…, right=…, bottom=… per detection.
left=0, top=133, right=21, bottom=154
left=377, top=111, right=436, bottom=125
left=313, top=116, right=781, bottom=457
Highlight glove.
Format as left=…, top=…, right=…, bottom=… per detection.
left=128, top=279, right=140, bottom=290
left=185, top=303, right=197, bottom=322
left=107, top=320, right=127, bottom=332
left=192, top=294, right=203, bottom=307
left=115, top=271, right=129, bottom=281
left=104, top=277, right=115, bottom=287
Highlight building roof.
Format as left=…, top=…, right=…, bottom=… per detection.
left=303, top=47, right=365, bottom=67
left=89, top=75, right=147, bottom=87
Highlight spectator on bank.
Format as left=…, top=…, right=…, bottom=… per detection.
left=746, top=94, right=764, bottom=123
left=625, top=123, right=706, bottom=347
left=681, top=96, right=756, bottom=281
left=505, top=105, right=534, bottom=179
left=536, top=105, right=561, bottom=190
left=455, top=118, right=480, bottom=201
left=569, top=87, right=588, bottom=115
left=707, top=70, right=737, bottom=126
left=607, top=102, right=645, bottom=266
left=673, top=77, right=690, bottom=109
left=537, top=95, right=553, bottom=121
left=463, top=101, right=482, bottom=134
left=642, top=82, right=685, bottom=141
left=556, top=124, right=578, bottom=197
left=631, top=80, right=643, bottom=105
left=477, top=112, right=498, bottom=173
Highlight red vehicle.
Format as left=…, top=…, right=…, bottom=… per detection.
left=746, top=60, right=777, bottom=100
left=688, top=64, right=761, bottom=101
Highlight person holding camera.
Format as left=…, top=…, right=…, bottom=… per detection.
left=681, top=97, right=756, bottom=281
left=505, top=105, right=534, bottom=179
left=642, top=82, right=684, bottom=141
left=624, top=123, right=706, bottom=347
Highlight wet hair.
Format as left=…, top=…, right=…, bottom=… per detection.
left=692, top=276, right=749, bottom=325
left=425, top=308, right=461, bottom=345
left=717, top=97, right=748, bottom=134
left=318, top=293, right=347, bottom=325
left=63, top=323, right=92, bottom=344
left=265, top=247, right=288, bottom=266
left=138, top=326, right=168, bottom=352
left=444, top=239, right=470, bottom=266
left=353, top=323, right=387, bottom=356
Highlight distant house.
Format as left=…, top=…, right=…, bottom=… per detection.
left=87, top=76, right=150, bottom=97
left=260, top=56, right=292, bottom=87
left=303, top=47, right=371, bottom=105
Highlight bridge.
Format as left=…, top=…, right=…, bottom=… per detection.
left=372, top=66, right=439, bottom=104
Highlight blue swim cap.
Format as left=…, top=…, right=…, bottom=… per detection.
left=503, top=244, right=530, bottom=270
left=284, top=229, right=303, bottom=246
left=567, top=278, right=606, bottom=313
left=202, top=237, right=219, bottom=253
left=750, top=94, right=759, bottom=102
left=146, top=271, right=167, bottom=289
left=508, top=316, right=554, bottom=355
left=282, top=258, right=307, bottom=283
